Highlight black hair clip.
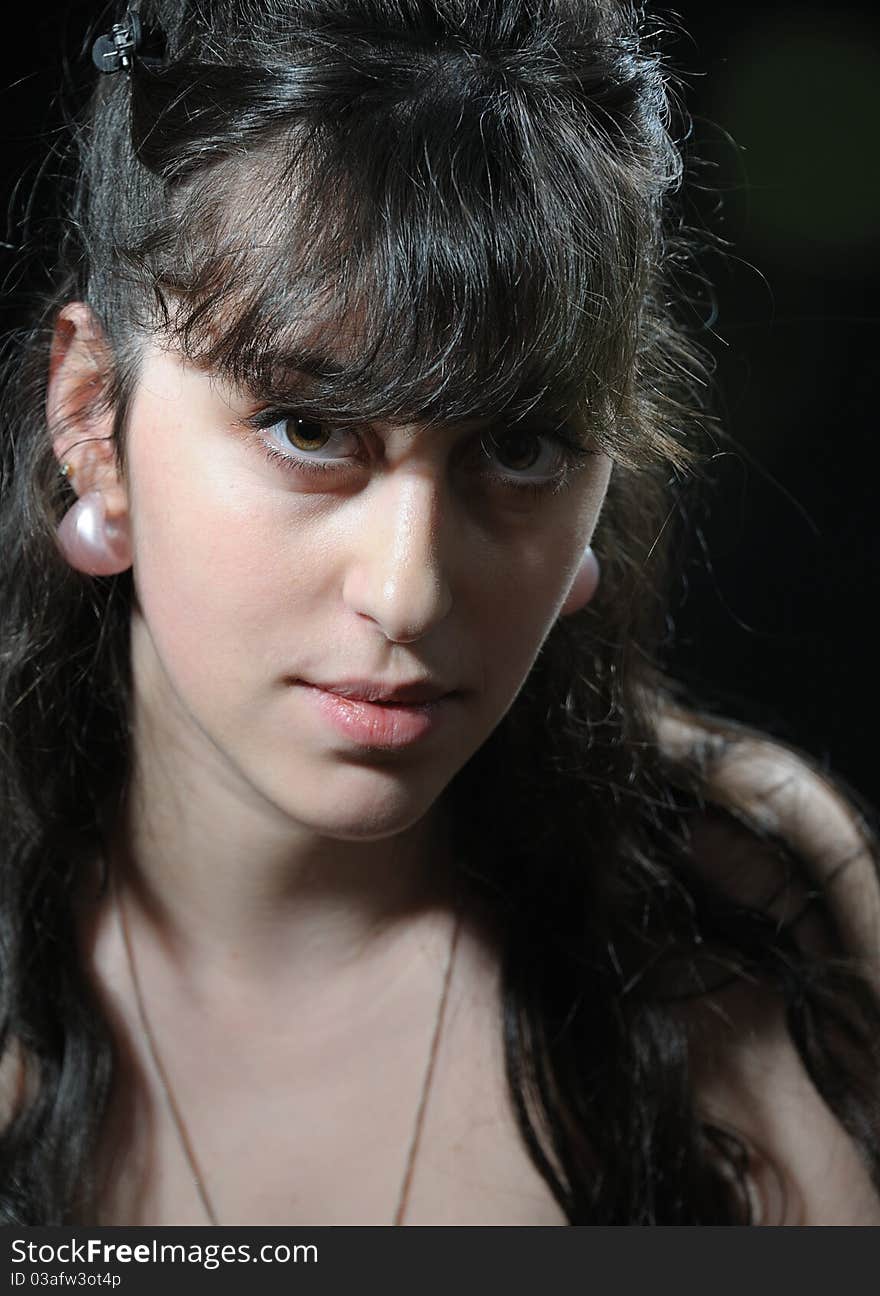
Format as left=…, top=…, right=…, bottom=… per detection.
left=91, top=10, right=143, bottom=74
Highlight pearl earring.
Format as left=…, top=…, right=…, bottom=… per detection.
left=56, top=489, right=133, bottom=576
left=559, top=546, right=600, bottom=617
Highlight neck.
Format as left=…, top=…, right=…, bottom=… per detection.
left=92, top=627, right=467, bottom=1002
left=99, top=756, right=456, bottom=1000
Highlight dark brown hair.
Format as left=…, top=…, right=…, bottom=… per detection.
left=0, top=0, right=878, bottom=1222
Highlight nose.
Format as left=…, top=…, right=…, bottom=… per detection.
left=341, top=468, right=454, bottom=644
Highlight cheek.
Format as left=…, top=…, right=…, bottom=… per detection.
left=477, top=467, right=610, bottom=675
left=494, top=480, right=607, bottom=619
left=463, top=534, right=579, bottom=694
left=125, top=422, right=326, bottom=693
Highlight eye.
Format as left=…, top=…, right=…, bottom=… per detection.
left=489, top=429, right=546, bottom=472
left=266, top=414, right=358, bottom=462
left=479, top=426, right=576, bottom=486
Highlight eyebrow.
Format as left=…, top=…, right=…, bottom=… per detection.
left=237, top=346, right=349, bottom=392
left=239, top=346, right=377, bottom=410
left=267, top=347, right=349, bottom=380
left=236, top=345, right=590, bottom=442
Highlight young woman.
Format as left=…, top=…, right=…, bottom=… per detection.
left=1, top=0, right=878, bottom=1225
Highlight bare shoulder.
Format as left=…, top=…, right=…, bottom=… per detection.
left=0, top=1039, right=27, bottom=1129
left=655, top=700, right=880, bottom=1224
left=656, top=701, right=880, bottom=978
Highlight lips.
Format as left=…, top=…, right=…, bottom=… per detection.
left=296, top=679, right=457, bottom=749
left=304, top=679, right=455, bottom=705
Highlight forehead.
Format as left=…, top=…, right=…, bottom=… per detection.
left=146, top=139, right=623, bottom=441
left=156, top=298, right=592, bottom=443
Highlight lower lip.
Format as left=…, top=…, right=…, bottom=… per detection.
left=299, top=684, right=455, bottom=749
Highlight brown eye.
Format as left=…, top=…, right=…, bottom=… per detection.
left=259, top=412, right=359, bottom=467
left=283, top=417, right=332, bottom=452
left=476, top=424, right=578, bottom=493
left=490, top=430, right=543, bottom=472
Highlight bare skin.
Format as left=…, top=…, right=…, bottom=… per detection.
left=51, top=304, right=608, bottom=1225
left=80, top=881, right=566, bottom=1225
left=51, top=308, right=880, bottom=1225
left=77, top=728, right=880, bottom=1226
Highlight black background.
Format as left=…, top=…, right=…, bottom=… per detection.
left=2, top=2, right=878, bottom=806
left=667, top=2, right=879, bottom=810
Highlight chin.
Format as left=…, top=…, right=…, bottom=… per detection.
left=267, top=763, right=449, bottom=843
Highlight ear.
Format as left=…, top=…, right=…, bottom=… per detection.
left=558, top=545, right=601, bottom=617
left=558, top=456, right=612, bottom=617
left=48, top=302, right=127, bottom=512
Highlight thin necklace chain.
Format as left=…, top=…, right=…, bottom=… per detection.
left=112, top=873, right=461, bottom=1227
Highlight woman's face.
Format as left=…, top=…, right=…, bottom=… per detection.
left=123, top=342, right=611, bottom=841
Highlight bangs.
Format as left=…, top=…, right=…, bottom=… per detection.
left=131, top=72, right=657, bottom=454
